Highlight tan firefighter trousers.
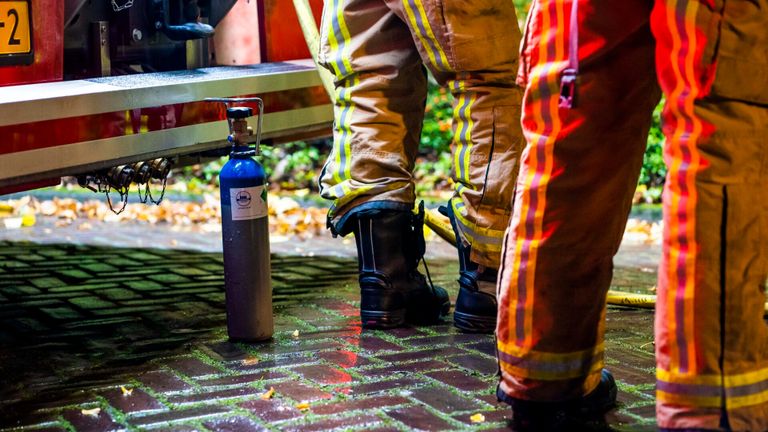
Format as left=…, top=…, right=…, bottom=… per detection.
left=496, top=0, right=768, bottom=430
left=317, top=0, right=524, bottom=268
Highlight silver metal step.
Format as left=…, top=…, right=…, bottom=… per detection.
left=0, top=59, right=333, bottom=189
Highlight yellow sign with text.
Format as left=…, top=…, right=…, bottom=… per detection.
left=0, top=1, right=31, bottom=56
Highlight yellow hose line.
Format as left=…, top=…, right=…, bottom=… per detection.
left=292, top=0, right=336, bottom=99
left=606, top=290, right=768, bottom=315
left=425, top=208, right=456, bottom=246
left=606, top=290, right=656, bottom=309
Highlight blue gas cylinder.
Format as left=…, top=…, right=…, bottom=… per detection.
left=219, top=148, right=273, bottom=341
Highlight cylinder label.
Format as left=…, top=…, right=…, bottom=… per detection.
left=229, top=185, right=268, bottom=220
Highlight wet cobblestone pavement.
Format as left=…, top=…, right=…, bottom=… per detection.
left=0, top=223, right=659, bottom=431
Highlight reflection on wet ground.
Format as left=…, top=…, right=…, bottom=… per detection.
left=0, top=240, right=659, bottom=431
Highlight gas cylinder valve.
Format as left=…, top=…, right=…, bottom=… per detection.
left=204, top=97, right=264, bottom=155
left=227, top=106, right=255, bottom=147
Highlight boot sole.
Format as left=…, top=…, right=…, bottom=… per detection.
left=407, top=298, right=451, bottom=326
left=454, top=310, right=496, bottom=334
left=361, top=308, right=407, bottom=329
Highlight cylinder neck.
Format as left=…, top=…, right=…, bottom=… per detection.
left=230, top=146, right=256, bottom=158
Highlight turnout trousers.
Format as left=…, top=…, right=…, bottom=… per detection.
left=496, top=0, right=768, bottom=430
left=316, top=0, right=524, bottom=267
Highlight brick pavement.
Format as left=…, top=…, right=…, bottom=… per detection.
left=0, top=240, right=658, bottom=431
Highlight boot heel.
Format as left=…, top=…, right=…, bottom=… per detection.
left=453, top=311, right=496, bottom=333
left=360, top=308, right=407, bottom=329
left=406, top=292, right=450, bottom=325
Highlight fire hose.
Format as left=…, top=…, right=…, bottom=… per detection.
left=290, top=0, right=768, bottom=314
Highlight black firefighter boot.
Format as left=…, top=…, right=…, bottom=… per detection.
left=500, top=369, right=618, bottom=431
left=352, top=204, right=450, bottom=329
left=440, top=204, right=498, bottom=334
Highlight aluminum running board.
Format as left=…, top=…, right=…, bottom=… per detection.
left=0, top=59, right=327, bottom=127
left=0, top=59, right=333, bottom=188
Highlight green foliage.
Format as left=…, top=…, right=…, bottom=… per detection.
left=177, top=157, right=224, bottom=191
left=514, top=0, right=532, bottom=18
left=260, top=140, right=325, bottom=190
left=420, top=83, right=454, bottom=156
left=414, top=152, right=453, bottom=195
left=176, top=141, right=328, bottom=192
left=639, top=103, right=667, bottom=202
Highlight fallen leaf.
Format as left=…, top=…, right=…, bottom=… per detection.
left=20, top=207, right=36, bottom=227
left=2, top=217, right=22, bottom=229
left=120, top=385, right=133, bottom=396
left=241, top=357, right=259, bottom=366
left=295, top=402, right=310, bottom=410
left=260, top=387, right=275, bottom=400
left=54, top=219, right=72, bottom=227
left=292, top=330, right=300, bottom=338
left=40, top=201, right=57, bottom=216
left=470, top=413, right=486, bottom=423
left=81, top=407, right=101, bottom=417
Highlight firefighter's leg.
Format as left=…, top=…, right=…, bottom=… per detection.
left=317, top=0, right=425, bottom=227
left=496, top=0, right=660, bottom=426
left=651, top=0, right=768, bottom=430
left=317, top=0, right=449, bottom=328
left=384, top=0, right=524, bottom=333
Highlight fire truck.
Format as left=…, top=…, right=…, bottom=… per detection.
left=0, top=0, right=330, bottom=199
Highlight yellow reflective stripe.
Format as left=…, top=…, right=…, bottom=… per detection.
left=452, top=80, right=466, bottom=177
left=510, top=0, right=567, bottom=350
left=657, top=365, right=768, bottom=409
left=401, top=0, right=449, bottom=71
left=325, top=4, right=341, bottom=77
left=656, top=391, right=721, bottom=408
left=657, top=365, right=768, bottom=388
left=499, top=361, right=603, bottom=381
left=662, top=0, right=703, bottom=376
left=332, top=82, right=356, bottom=184
left=462, top=94, right=476, bottom=184
left=330, top=179, right=407, bottom=213
left=401, top=0, right=439, bottom=69
left=498, top=342, right=605, bottom=381
left=726, top=367, right=768, bottom=388
left=449, top=200, right=505, bottom=247
left=331, top=183, right=374, bottom=210
left=451, top=79, right=477, bottom=186
left=728, top=389, right=768, bottom=410
left=412, top=0, right=449, bottom=69
left=498, top=339, right=605, bottom=363
left=334, top=0, right=354, bottom=77
left=325, top=0, right=356, bottom=185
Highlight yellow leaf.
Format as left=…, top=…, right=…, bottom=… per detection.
left=81, top=407, right=101, bottom=417
left=292, top=330, right=300, bottom=338
left=295, top=402, right=310, bottom=410
left=470, top=413, right=486, bottom=423
left=20, top=208, right=36, bottom=227
left=241, top=357, right=260, bottom=366
left=260, top=387, right=275, bottom=400
left=120, top=385, right=133, bottom=396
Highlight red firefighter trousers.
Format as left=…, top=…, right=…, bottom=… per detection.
left=496, top=0, right=768, bottom=430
